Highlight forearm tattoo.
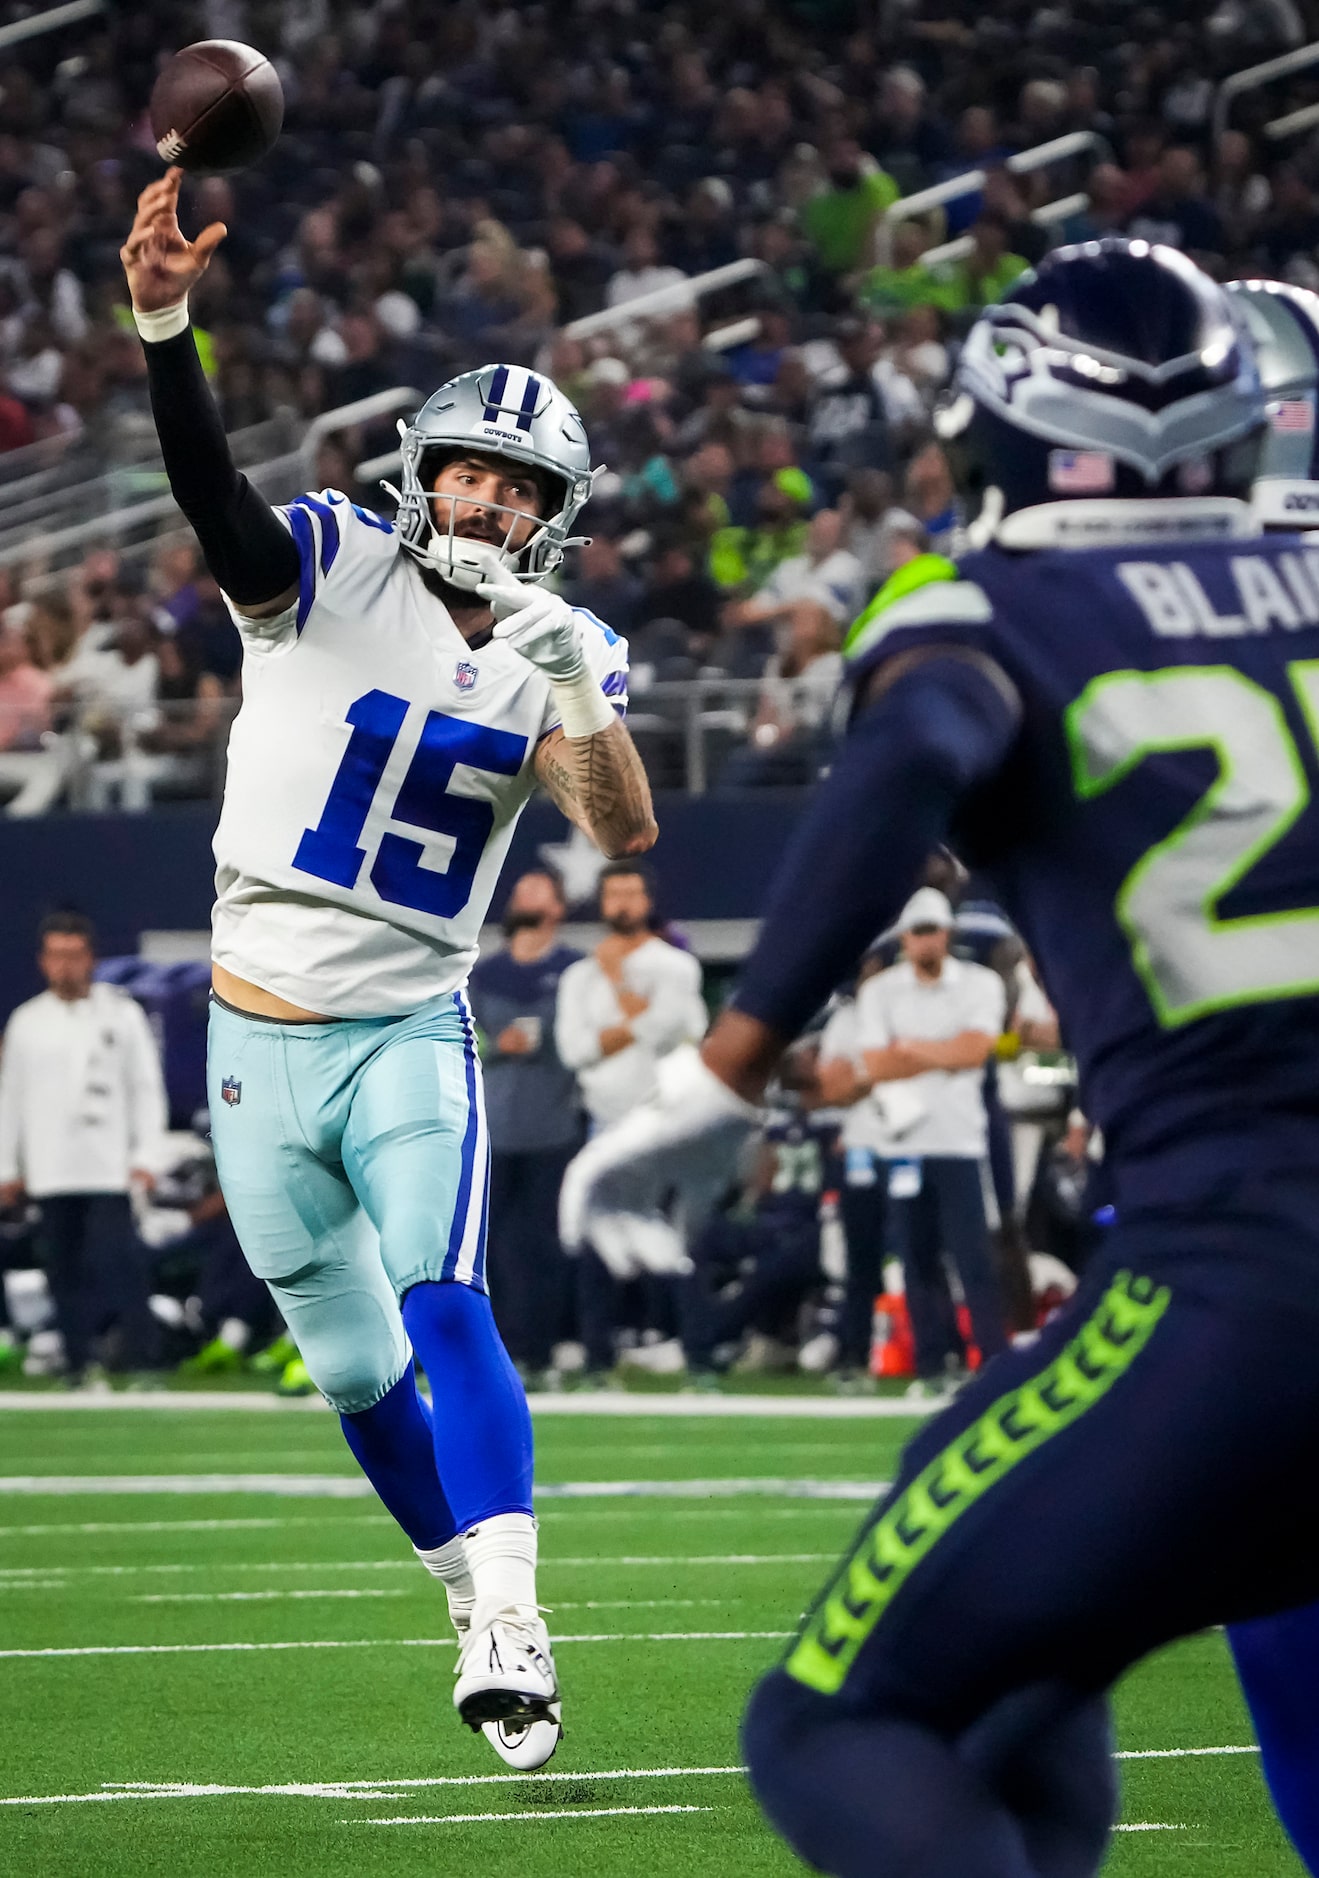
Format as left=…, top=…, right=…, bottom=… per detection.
left=536, top=719, right=658, bottom=857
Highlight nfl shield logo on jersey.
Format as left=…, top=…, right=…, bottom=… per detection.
left=454, top=660, right=479, bottom=692
left=220, top=1076, right=242, bottom=1107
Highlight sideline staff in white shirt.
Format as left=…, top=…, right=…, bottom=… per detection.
left=856, top=887, right=1008, bottom=1387
left=816, top=969, right=896, bottom=1381
left=0, top=914, right=167, bottom=1380
left=555, top=862, right=705, bottom=1375
left=555, top=866, right=706, bottom=1129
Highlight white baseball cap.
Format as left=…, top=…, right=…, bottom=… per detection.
left=896, top=887, right=955, bottom=932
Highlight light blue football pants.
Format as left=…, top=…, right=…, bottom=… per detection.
left=206, top=991, right=490, bottom=1414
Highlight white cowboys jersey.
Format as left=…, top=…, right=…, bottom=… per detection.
left=212, top=490, right=628, bottom=1018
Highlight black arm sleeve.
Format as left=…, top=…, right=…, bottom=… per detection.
left=143, top=327, right=301, bottom=609
left=732, top=654, right=1021, bottom=1040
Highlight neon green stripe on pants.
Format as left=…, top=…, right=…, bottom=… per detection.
left=786, top=1269, right=1172, bottom=1697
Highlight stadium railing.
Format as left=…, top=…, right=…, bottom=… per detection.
left=562, top=259, right=768, bottom=341
left=0, top=388, right=420, bottom=577
left=918, top=192, right=1090, bottom=271
left=0, top=676, right=830, bottom=811
left=878, top=132, right=1108, bottom=260
left=1212, top=40, right=1319, bottom=143
left=0, top=0, right=104, bottom=51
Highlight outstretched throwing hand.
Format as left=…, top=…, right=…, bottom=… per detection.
left=120, top=166, right=227, bottom=313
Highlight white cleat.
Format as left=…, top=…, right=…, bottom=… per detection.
left=454, top=1607, right=561, bottom=1742
left=480, top=1707, right=564, bottom=1770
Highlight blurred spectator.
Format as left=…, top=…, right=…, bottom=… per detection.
left=904, top=443, right=960, bottom=552
left=564, top=534, right=643, bottom=640
left=857, top=889, right=1009, bottom=1396
left=860, top=222, right=955, bottom=316
left=468, top=870, right=584, bottom=1383
left=800, top=138, right=900, bottom=275
left=806, top=315, right=923, bottom=497
left=869, top=67, right=950, bottom=194
left=721, top=603, right=843, bottom=788
left=939, top=214, right=1032, bottom=313
left=0, top=913, right=165, bottom=1384
left=722, top=508, right=864, bottom=646
left=634, top=529, right=722, bottom=658
left=1127, top=147, right=1225, bottom=265
left=555, top=862, right=706, bottom=1379
left=1255, top=166, right=1319, bottom=283
left=605, top=227, right=688, bottom=311
left=839, top=468, right=898, bottom=590
left=1061, top=163, right=1132, bottom=243
left=667, top=178, right=739, bottom=277
left=1211, top=131, right=1272, bottom=256
left=0, top=617, right=52, bottom=751
left=817, top=968, right=894, bottom=1385
left=709, top=466, right=812, bottom=593
left=546, top=218, right=615, bottom=326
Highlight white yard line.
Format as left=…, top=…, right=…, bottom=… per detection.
left=0, top=1752, right=1254, bottom=1812
left=0, top=1391, right=929, bottom=1418
left=0, top=1515, right=386, bottom=1538
left=357, top=1805, right=712, bottom=1825
left=134, top=1589, right=406, bottom=1603
left=0, top=1474, right=887, bottom=1500
left=0, top=1553, right=838, bottom=1582
left=1113, top=1824, right=1185, bottom=1832
left=0, top=1474, right=374, bottom=1496
left=0, top=1629, right=793, bottom=1662
left=1115, top=1745, right=1258, bottom=1760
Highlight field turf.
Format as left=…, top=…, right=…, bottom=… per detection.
left=0, top=1396, right=1301, bottom=1876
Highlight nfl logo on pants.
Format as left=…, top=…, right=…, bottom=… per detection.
left=221, top=1076, right=242, bottom=1107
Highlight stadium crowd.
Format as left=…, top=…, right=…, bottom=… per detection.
left=0, top=0, right=1317, bottom=800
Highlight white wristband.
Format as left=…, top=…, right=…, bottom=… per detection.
left=550, top=667, right=615, bottom=739
left=132, top=299, right=190, bottom=343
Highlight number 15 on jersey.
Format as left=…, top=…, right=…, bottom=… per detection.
left=293, top=689, right=528, bottom=920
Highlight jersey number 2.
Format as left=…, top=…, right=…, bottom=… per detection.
left=293, top=689, right=528, bottom=918
left=1067, top=662, right=1319, bottom=1028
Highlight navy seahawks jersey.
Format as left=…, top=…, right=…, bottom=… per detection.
left=848, top=524, right=1319, bottom=1202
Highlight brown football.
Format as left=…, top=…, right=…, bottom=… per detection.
left=149, top=41, right=283, bottom=175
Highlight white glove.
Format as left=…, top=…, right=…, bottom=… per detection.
left=586, top=1211, right=692, bottom=1281
left=558, top=1045, right=762, bottom=1279
left=478, top=564, right=586, bottom=683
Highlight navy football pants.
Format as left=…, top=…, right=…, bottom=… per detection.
left=743, top=1179, right=1319, bottom=1878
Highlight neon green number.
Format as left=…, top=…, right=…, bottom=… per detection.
left=1065, top=662, right=1319, bottom=1027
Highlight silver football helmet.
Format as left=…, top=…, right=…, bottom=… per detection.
left=387, top=364, right=595, bottom=590
left=1226, top=278, right=1319, bottom=528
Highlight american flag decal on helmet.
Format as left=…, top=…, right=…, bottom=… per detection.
left=482, top=366, right=545, bottom=432
left=1272, top=399, right=1314, bottom=432
left=1048, top=449, right=1116, bottom=494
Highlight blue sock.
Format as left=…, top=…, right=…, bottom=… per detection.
left=1230, top=1607, right=1319, bottom=1874
left=402, top=1280, right=534, bottom=1528
left=339, top=1360, right=456, bottom=1550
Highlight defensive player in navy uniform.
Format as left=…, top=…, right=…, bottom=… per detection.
left=121, top=170, right=656, bottom=1771
left=1211, top=273, right=1319, bottom=1875
left=563, top=238, right=1319, bottom=1875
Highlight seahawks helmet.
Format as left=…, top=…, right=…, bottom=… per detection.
left=937, top=239, right=1267, bottom=546
left=1225, top=278, right=1319, bottom=528
left=387, top=364, right=595, bottom=591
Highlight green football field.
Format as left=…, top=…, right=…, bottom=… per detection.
left=0, top=1395, right=1301, bottom=1877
